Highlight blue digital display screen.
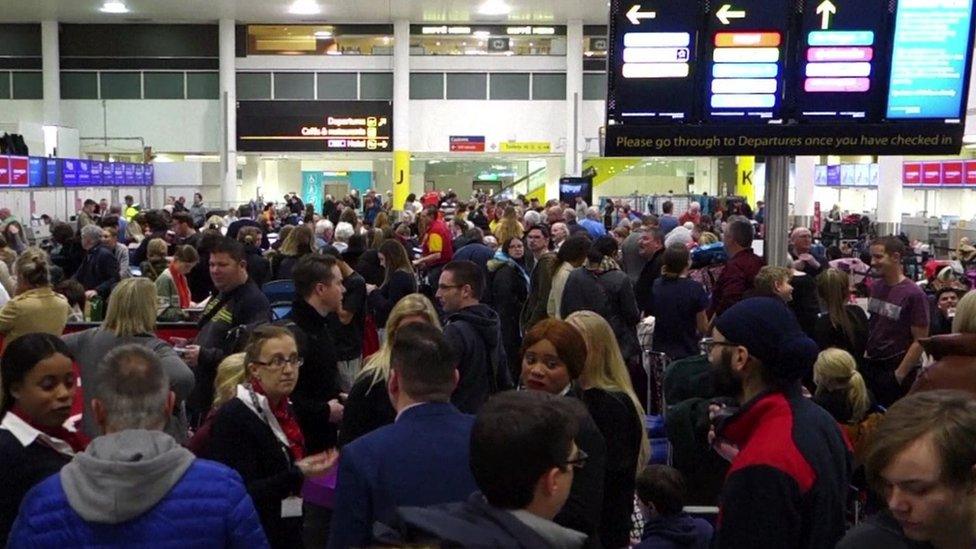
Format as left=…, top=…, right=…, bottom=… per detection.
left=134, top=163, right=145, bottom=185
left=145, top=164, right=154, bottom=185
left=46, top=159, right=61, bottom=187
left=90, top=161, right=103, bottom=186
left=124, top=163, right=135, bottom=185
left=77, top=160, right=91, bottom=186
left=103, top=162, right=114, bottom=185
left=887, top=0, right=976, bottom=119
left=114, top=163, right=124, bottom=184
left=62, top=159, right=79, bottom=187
left=28, top=157, right=45, bottom=187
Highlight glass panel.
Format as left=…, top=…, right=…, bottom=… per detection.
left=360, top=73, right=393, bottom=100
left=11, top=72, right=42, bottom=99
left=237, top=72, right=271, bottom=100
left=247, top=25, right=393, bottom=55
left=410, top=73, right=443, bottom=99
left=186, top=72, right=219, bottom=99
left=143, top=72, right=185, bottom=99
left=273, top=72, right=314, bottom=99
left=489, top=73, right=530, bottom=100
left=532, top=73, right=566, bottom=100
left=446, top=73, right=487, bottom=100
left=411, top=31, right=566, bottom=56
left=0, top=73, right=9, bottom=99
left=583, top=73, right=607, bottom=101
left=61, top=72, right=98, bottom=99
left=100, top=72, right=141, bottom=99
left=584, top=36, right=609, bottom=59
left=316, top=73, right=357, bottom=100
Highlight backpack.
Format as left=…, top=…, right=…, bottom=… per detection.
left=691, top=242, right=728, bottom=269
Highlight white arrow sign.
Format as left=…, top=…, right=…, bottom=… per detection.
left=716, top=4, right=746, bottom=25
left=816, top=0, right=837, bottom=29
left=627, top=4, right=657, bottom=25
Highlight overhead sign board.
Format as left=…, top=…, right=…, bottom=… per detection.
left=498, top=141, right=552, bottom=153
left=237, top=101, right=393, bottom=153
left=604, top=0, right=976, bottom=156
left=607, top=0, right=701, bottom=124
left=450, top=136, right=486, bottom=152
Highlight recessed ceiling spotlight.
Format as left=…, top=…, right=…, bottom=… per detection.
left=478, top=0, right=511, bottom=16
left=314, top=30, right=333, bottom=38
left=99, top=1, right=129, bottom=13
left=288, top=0, right=321, bottom=15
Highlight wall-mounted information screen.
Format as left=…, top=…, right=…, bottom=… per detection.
left=604, top=0, right=976, bottom=156
left=238, top=101, right=394, bottom=152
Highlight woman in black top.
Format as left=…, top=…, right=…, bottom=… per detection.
left=0, top=334, right=87, bottom=545
left=366, top=240, right=418, bottom=331
left=567, top=311, right=649, bottom=549
left=340, top=294, right=439, bottom=447
left=815, top=269, right=869, bottom=360
left=487, top=237, right=530, bottom=382
left=355, top=229, right=387, bottom=286
left=204, top=326, right=337, bottom=549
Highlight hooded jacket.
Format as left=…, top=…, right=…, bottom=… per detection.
left=911, top=333, right=976, bottom=398
left=443, top=304, right=514, bottom=414
left=487, top=253, right=530, bottom=381
left=561, top=259, right=642, bottom=364
left=636, top=513, right=714, bottom=549
left=378, top=493, right=591, bottom=549
left=8, top=430, right=268, bottom=548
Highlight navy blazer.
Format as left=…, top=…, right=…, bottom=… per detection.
left=327, top=402, right=478, bottom=549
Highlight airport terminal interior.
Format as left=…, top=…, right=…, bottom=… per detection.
left=0, top=0, right=975, bottom=547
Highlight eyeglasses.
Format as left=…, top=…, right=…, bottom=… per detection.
left=699, top=338, right=740, bottom=355
left=252, top=355, right=303, bottom=370
left=563, top=448, right=589, bottom=470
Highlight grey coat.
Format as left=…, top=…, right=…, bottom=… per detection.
left=62, top=328, right=195, bottom=442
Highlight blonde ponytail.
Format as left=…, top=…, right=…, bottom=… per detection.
left=847, top=370, right=870, bottom=423
left=814, top=348, right=870, bottom=422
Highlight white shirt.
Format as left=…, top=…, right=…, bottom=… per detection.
left=0, top=412, right=76, bottom=458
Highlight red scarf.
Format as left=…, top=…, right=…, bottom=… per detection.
left=170, top=262, right=191, bottom=309
left=9, top=406, right=89, bottom=453
left=249, top=379, right=305, bottom=460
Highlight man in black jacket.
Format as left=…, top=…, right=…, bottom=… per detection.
left=635, top=228, right=665, bottom=316
left=72, top=224, right=119, bottom=300
left=708, top=297, right=852, bottom=548
left=380, top=391, right=594, bottom=548
left=436, top=261, right=513, bottom=414
left=183, top=238, right=271, bottom=420
left=287, top=254, right=346, bottom=453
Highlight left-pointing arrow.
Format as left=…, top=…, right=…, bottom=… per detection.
left=627, top=4, right=657, bottom=25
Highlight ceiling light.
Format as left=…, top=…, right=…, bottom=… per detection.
left=473, top=30, right=491, bottom=38
left=314, top=30, right=333, bottom=38
left=99, top=1, right=129, bottom=13
left=478, top=0, right=511, bottom=16
left=288, top=0, right=321, bottom=15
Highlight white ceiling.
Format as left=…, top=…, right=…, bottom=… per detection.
left=3, top=0, right=611, bottom=25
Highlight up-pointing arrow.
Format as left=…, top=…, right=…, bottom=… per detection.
left=716, top=4, right=746, bottom=25
left=626, top=4, right=657, bottom=25
left=816, top=0, right=837, bottom=30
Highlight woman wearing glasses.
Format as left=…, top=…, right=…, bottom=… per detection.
left=520, top=318, right=609, bottom=546
left=205, top=326, right=338, bottom=549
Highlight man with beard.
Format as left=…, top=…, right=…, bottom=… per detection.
left=705, top=297, right=851, bottom=548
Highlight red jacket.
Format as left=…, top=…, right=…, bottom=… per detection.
left=421, top=218, right=454, bottom=268
left=710, top=249, right=764, bottom=317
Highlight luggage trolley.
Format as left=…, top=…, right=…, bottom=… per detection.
left=638, top=316, right=672, bottom=465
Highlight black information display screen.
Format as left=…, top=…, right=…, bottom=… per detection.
left=795, top=0, right=890, bottom=121
left=604, top=0, right=976, bottom=156
left=606, top=0, right=702, bottom=124
left=237, top=101, right=393, bottom=153
left=703, top=0, right=793, bottom=122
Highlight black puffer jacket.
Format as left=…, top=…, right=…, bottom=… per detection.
left=442, top=304, right=514, bottom=414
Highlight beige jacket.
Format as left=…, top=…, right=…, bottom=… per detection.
left=0, top=287, right=71, bottom=346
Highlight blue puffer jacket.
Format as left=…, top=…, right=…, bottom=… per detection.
left=8, top=459, right=269, bottom=548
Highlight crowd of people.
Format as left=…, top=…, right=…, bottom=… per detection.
left=0, top=188, right=974, bottom=549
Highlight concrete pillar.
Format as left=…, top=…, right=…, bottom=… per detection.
left=876, top=155, right=904, bottom=236
left=794, top=156, right=817, bottom=229
left=219, top=19, right=238, bottom=208
left=392, top=19, right=411, bottom=211
left=41, top=21, right=60, bottom=126
left=764, top=156, right=791, bottom=267
left=564, top=20, right=584, bottom=177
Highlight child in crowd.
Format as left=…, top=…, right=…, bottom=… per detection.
left=635, top=464, right=713, bottom=549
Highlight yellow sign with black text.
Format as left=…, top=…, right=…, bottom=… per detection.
left=498, top=141, right=552, bottom=154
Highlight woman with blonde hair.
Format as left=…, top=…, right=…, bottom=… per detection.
left=813, top=348, right=878, bottom=462
left=272, top=224, right=314, bottom=280
left=566, top=310, right=650, bottom=548
left=0, top=247, right=70, bottom=347
left=493, top=206, right=524, bottom=246
left=62, top=277, right=194, bottom=441
left=186, top=352, right=246, bottom=455
left=339, top=293, right=440, bottom=446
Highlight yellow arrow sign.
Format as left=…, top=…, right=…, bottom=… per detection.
left=716, top=4, right=746, bottom=25
left=816, top=0, right=837, bottom=29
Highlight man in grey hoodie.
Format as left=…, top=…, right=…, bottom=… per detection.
left=8, top=345, right=269, bottom=548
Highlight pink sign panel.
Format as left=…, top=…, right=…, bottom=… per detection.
left=942, top=161, right=964, bottom=185
left=922, top=163, right=943, bottom=185
left=966, top=161, right=976, bottom=185
left=903, top=162, right=921, bottom=185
